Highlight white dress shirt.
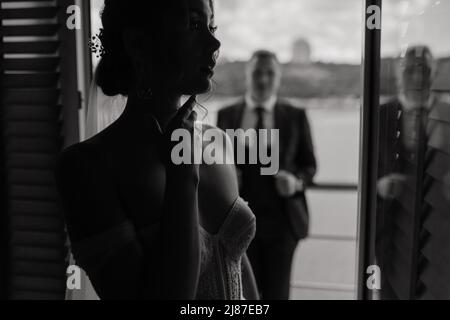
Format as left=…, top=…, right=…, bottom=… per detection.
left=240, top=94, right=277, bottom=149
left=241, top=93, right=277, bottom=130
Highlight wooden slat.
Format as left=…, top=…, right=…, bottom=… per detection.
left=11, top=246, right=66, bottom=262
left=11, top=291, right=64, bottom=300
left=6, top=153, right=57, bottom=169
left=9, top=200, right=61, bottom=216
left=3, top=121, right=60, bottom=138
left=421, top=235, right=450, bottom=266
left=2, top=105, right=61, bottom=121
left=11, top=277, right=66, bottom=294
left=425, top=148, right=450, bottom=182
left=2, top=73, right=59, bottom=88
left=3, top=58, right=60, bottom=71
left=11, top=215, right=64, bottom=232
left=427, top=120, right=450, bottom=156
left=424, top=179, right=450, bottom=214
left=1, top=7, right=59, bottom=19
left=10, top=185, right=59, bottom=200
left=2, top=41, right=59, bottom=54
left=418, top=263, right=450, bottom=298
left=2, top=24, right=59, bottom=37
left=429, top=101, right=450, bottom=123
left=394, top=190, right=416, bottom=215
left=2, top=89, right=59, bottom=105
left=5, top=138, right=61, bottom=153
left=7, top=169, right=56, bottom=185
left=12, top=261, right=67, bottom=278
left=11, top=231, right=66, bottom=248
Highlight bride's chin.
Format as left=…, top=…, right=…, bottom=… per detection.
left=202, top=77, right=214, bottom=91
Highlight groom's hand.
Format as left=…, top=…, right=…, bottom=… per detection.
left=275, top=170, right=301, bottom=198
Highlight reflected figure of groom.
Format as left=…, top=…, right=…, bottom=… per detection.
left=217, top=50, right=317, bottom=300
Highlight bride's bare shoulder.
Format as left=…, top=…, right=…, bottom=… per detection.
left=55, top=144, right=97, bottom=182
left=59, top=120, right=122, bottom=161
left=199, top=125, right=239, bottom=194
left=200, top=123, right=235, bottom=158
left=56, top=126, right=118, bottom=179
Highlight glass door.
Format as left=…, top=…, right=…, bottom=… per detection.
left=358, top=0, right=450, bottom=300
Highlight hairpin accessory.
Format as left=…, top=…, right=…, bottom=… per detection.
left=137, top=87, right=153, bottom=100
left=89, top=28, right=105, bottom=58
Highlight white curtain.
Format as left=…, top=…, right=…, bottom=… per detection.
left=85, top=74, right=128, bottom=139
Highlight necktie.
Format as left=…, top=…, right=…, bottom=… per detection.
left=255, top=106, right=265, bottom=130
left=254, top=106, right=267, bottom=164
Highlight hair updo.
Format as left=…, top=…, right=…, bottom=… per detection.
left=95, top=0, right=189, bottom=96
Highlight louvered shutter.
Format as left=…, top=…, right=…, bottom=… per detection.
left=1, top=0, right=80, bottom=300
left=378, top=99, right=450, bottom=300
left=414, top=101, right=450, bottom=299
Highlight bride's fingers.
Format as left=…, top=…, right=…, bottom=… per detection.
left=183, top=111, right=198, bottom=135
left=187, top=110, right=198, bottom=123
left=164, top=96, right=196, bottom=133
left=179, top=95, right=197, bottom=123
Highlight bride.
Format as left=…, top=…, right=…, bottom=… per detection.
left=55, top=0, right=259, bottom=300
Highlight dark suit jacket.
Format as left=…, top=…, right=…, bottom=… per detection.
left=217, top=98, right=317, bottom=240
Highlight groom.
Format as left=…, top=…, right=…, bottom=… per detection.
left=217, top=50, right=317, bottom=300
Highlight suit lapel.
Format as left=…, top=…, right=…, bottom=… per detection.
left=233, top=100, right=246, bottom=129
left=274, top=102, right=289, bottom=163
left=274, top=102, right=283, bottom=130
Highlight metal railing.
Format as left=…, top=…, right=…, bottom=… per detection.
left=292, top=182, right=359, bottom=299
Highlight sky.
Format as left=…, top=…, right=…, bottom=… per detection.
left=381, top=0, right=450, bottom=59
left=214, top=0, right=364, bottom=63
left=90, top=0, right=450, bottom=65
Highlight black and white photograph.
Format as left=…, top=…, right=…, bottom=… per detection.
left=1, top=0, right=450, bottom=304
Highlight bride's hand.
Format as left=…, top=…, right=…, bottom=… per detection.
left=161, top=96, right=200, bottom=176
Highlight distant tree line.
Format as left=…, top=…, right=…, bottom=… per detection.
left=211, top=57, right=450, bottom=98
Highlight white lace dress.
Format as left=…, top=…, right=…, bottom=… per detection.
left=196, top=197, right=256, bottom=300
left=70, top=197, right=256, bottom=300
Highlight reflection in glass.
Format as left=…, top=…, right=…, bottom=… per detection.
left=375, top=0, right=450, bottom=299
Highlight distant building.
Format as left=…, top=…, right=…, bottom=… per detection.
left=292, top=38, right=311, bottom=65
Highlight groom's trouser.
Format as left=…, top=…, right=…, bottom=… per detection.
left=246, top=221, right=298, bottom=300
left=241, top=164, right=298, bottom=300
